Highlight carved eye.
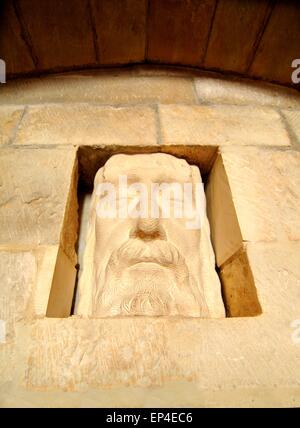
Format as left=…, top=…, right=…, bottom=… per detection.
left=156, top=185, right=184, bottom=203
left=117, top=188, right=140, bottom=201
left=98, top=190, right=110, bottom=199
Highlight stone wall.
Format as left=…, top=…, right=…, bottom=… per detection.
left=0, top=66, right=300, bottom=407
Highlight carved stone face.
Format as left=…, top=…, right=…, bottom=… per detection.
left=76, top=153, right=225, bottom=318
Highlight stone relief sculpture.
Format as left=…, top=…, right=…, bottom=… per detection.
left=75, top=153, right=225, bottom=318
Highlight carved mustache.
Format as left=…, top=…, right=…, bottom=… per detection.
left=110, top=238, right=182, bottom=267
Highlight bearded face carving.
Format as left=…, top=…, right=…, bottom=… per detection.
left=75, top=153, right=225, bottom=318
left=97, top=233, right=202, bottom=317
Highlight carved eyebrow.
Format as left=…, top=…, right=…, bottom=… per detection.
left=107, top=170, right=190, bottom=184
left=153, top=174, right=190, bottom=183
left=124, top=173, right=141, bottom=184
left=126, top=173, right=180, bottom=184
left=103, top=172, right=140, bottom=184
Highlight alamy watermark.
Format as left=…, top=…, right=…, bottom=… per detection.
left=291, top=59, right=300, bottom=84
left=95, top=175, right=206, bottom=230
left=291, top=319, right=300, bottom=344
left=0, top=59, right=6, bottom=84
left=0, top=320, right=6, bottom=344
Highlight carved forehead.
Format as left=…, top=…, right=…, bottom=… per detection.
left=97, top=153, right=194, bottom=183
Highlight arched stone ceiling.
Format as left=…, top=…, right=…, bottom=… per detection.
left=0, top=0, right=299, bottom=87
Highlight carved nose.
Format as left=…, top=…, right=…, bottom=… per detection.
left=132, top=218, right=165, bottom=241
left=138, top=217, right=159, bottom=233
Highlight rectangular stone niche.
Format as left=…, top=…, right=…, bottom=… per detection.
left=46, top=145, right=261, bottom=318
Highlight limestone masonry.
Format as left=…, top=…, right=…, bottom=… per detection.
left=0, top=67, right=300, bottom=407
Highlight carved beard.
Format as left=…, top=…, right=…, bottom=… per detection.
left=93, top=238, right=206, bottom=317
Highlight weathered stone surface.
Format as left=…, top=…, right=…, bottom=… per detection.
left=1, top=238, right=300, bottom=406
left=0, top=245, right=68, bottom=392
left=147, top=0, right=216, bottom=65
left=1, top=245, right=77, bottom=320
left=15, top=105, right=157, bottom=146
left=247, top=241, right=300, bottom=318
left=207, top=148, right=300, bottom=266
left=206, top=154, right=243, bottom=266
left=0, top=343, right=15, bottom=389
left=204, top=0, right=272, bottom=73
left=33, top=246, right=59, bottom=317
left=1, top=242, right=296, bottom=406
left=0, top=106, right=24, bottom=145
left=91, top=0, right=146, bottom=64
left=0, top=244, right=76, bottom=327
left=0, top=247, right=59, bottom=319
left=0, top=72, right=197, bottom=105
left=220, top=147, right=300, bottom=243
left=0, top=148, right=77, bottom=247
left=219, top=247, right=262, bottom=317
left=22, top=317, right=261, bottom=392
left=159, top=105, right=290, bottom=146
left=59, top=156, right=78, bottom=264
left=3, top=67, right=298, bottom=110
left=77, top=193, right=91, bottom=271
left=0, top=250, right=36, bottom=342
left=281, top=110, right=300, bottom=145
left=46, top=247, right=77, bottom=318
left=0, top=65, right=299, bottom=408
left=195, top=76, right=300, bottom=108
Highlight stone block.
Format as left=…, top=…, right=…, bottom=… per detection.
left=206, top=154, right=243, bottom=266
left=220, top=147, right=300, bottom=244
left=159, top=105, right=290, bottom=146
left=0, top=106, right=24, bottom=145
left=15, top=105, right=157, bottom=147
left=8, top=242, right=299, bottom=406
left=0, top=250, right=36, bottom=342
left=195, top=76, right=300, bottom=109
left=281, top=110, right=300, bottom=145
left=0, top=72, right=197, bottom=105
left=0, top=147, right=77, bottom=253
left=219, top=246, right=262, bottom=317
